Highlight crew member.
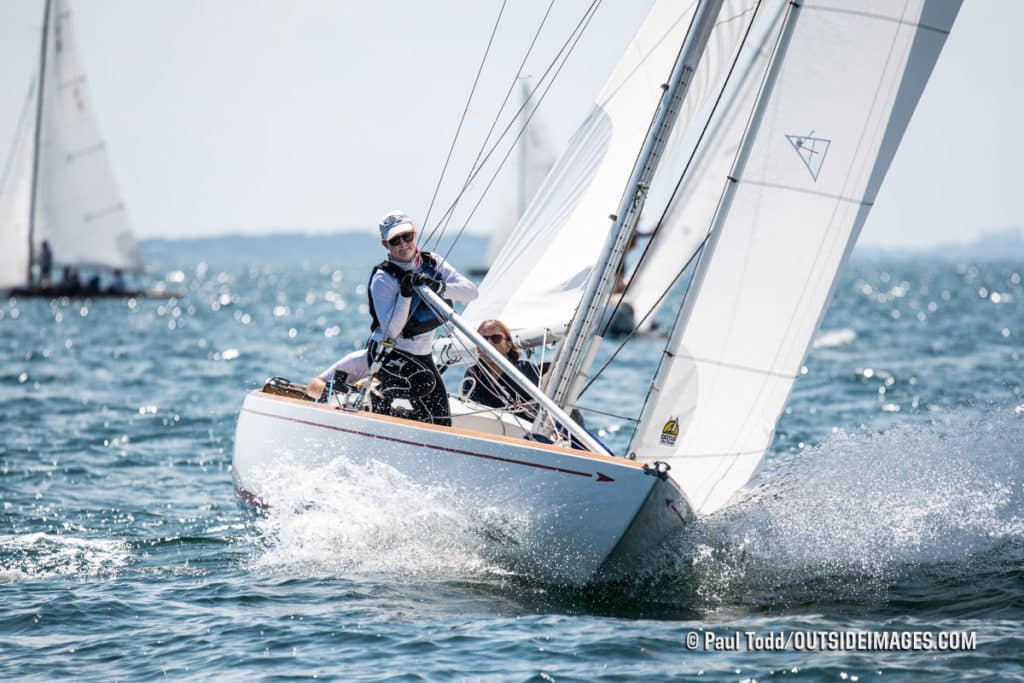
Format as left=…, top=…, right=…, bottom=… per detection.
left=367, top=210, right=477, bottom=426
left=460, top=319, right=540, bottom=416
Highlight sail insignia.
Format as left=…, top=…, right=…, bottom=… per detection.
left=785, top=131, right=830, bottom=181
left=659, top=417, right=680, bottom=446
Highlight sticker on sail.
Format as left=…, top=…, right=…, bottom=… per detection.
left=785, top=131, right=830, bottom=181
left=660, top=418, right=680, bottom=446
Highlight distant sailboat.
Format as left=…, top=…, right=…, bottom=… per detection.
left=0, top=0, right=144, bottom=296
left=470, top=80, right=556, bottom=277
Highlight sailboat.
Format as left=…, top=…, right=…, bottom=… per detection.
left=233, top=0, right=960, bottom=585
left=0, top=0, right=148, bottom=297
left=469, top=80, right=557, bottom=278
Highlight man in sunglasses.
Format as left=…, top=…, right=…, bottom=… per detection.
left=365, top=210, right=478, bottom=426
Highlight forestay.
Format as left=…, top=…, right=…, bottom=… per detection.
left=630, top=0, right=961, bottom=514
left=463, top=0, right=755, bottom=342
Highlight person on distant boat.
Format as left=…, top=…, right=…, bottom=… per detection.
left=612, top=233, right=639, bottom=294
left=84, top=273, right=101, bottom=293
left=366, top=210, right=478, bottom=426
left=108, top=268, right=126, bottom=294
left=61, top=265, right=80, bottom=292
left=38, top=240, right=53, bottom=286
left=460, top=319, right=540, bottom=416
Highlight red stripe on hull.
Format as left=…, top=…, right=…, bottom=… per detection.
left=243, top=407, right=603, bottom=479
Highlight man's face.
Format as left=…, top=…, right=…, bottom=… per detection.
left=383, top=230, right=417, bottom=261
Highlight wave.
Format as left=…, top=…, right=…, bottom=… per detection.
left=607, top=410, right=1024, bottom=616
left=0, top=533, right=130, bottom=582
left=812, top=327, right=857, bottom=349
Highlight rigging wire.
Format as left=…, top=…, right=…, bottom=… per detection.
left=421, top=0, right=508, bottom=232
left=424, top=0, right=604, bottom=253
left=423, top=0, right=557, bottom=250
left=454, top=0, right=557, bottom=219
left=577, top=234, right=708, bottom=400
left=574, top=405, right=638, bottom=423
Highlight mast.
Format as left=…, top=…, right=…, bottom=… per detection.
left=516, top=80, right=529, bottom=219
left=544, top=0, right=725, bottom=411
left=27, top=0, right=53, bottom=286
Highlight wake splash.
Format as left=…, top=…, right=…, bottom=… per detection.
left=245, top=456, right=527, bottom=582
left=656, top=410, right=1024, bottom=612
left=0, top=533, right=130, bottom=582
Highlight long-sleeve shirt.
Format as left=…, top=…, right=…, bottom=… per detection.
left=460, top=359, right=541, bottom=414
left=369, top=251, right=478, bottom=355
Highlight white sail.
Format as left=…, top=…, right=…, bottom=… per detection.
left=33, top=0, right=141, bottom=273
left=464, top=0, right=757, bottom=341
left=629, top=0, right=960, bottom=515
left=481, top=81, right=557, bottom=271
left=0, top=83, right=37, bottom=290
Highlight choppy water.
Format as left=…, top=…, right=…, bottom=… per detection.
left=2, top=241, right=1022, bottom=681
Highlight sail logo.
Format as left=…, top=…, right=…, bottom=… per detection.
left=660, top=418, right=680, bottom=446
left=785, top=132, right=830, bottom=181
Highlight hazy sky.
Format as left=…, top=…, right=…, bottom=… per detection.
left=1, top=0, right=1021, bottom=248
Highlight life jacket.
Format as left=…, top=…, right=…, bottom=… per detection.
left=368, top=250, right=453, bottom=339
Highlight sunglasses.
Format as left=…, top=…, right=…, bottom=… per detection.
left=483, top=334, right=507, bottom=344
left=387, top=232, right=415, bottom=247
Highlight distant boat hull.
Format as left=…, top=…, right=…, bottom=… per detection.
left=233, top=389, right=693, bottom=585
left=7, top=286, right=181, bottom=299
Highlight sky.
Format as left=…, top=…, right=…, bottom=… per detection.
left=0, top=0, right=1021, bottom=249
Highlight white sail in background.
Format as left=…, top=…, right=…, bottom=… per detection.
left=35, top=0, right=141, bottom=271
left=0, top=0, right=141, bottom=289
left=464, top=0, right=757, bottom=341
left=630, top=0, right=961, bottom=515
left=0, top=83, right=37, bottom=290
left=481, top=81, right=557, bottom=272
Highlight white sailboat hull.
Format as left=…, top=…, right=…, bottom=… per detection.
left=233, top=390, right=692, bottom=585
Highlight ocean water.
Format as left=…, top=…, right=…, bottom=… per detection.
left=1, top=242, right=1022, bottom=681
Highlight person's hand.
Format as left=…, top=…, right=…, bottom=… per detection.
left=412, top=273, right=446, bottom=295
left=398, top=271, right=417, bottom=297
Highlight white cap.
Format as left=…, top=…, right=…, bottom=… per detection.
left=379, top=210, right=415, bottom=241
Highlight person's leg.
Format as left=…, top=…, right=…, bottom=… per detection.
left=408, top=355, right=451, bottom=427
left=372, top=350, right=450, bottom=426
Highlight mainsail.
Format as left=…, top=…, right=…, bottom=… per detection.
left=0, top=0, right=141, bottom=290
left=463, top=0, right=758, bottom=342
left=629, top=0, right=961, bottom=514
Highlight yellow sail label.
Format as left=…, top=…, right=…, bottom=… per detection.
left=660, top=417, right=679, bottom=446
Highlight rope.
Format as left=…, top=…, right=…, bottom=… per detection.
left=424, top=0, right=604, bottom=253
left=424, top=0, right=557, bottom=249
left=421, top=0, right=508, bottom=231
left=578, top=236, right=708, bottom=399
